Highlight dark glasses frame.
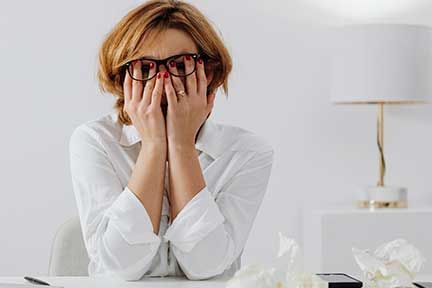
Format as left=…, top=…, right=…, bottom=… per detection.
left=123, top=53, right=211, bottom=81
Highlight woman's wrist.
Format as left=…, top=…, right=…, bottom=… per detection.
left=140, top=141, right=167, bottom=154
left=167, top=141, right=197, bottom=158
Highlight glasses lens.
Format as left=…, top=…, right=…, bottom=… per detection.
left=167, top=55, right=195, bottom=77
left=129, top=59, right=156, bottom=80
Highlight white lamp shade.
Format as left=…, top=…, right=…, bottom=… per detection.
left=330, top=24, right=432, bottom=104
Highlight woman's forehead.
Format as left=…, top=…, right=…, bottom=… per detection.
left=138, top=28, right=198, bottom=59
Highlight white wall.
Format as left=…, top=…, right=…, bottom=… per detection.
left=1, top=0, right=432, bottom=276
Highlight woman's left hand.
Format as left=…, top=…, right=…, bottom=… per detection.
left=163, top=55, right=216, bottom=147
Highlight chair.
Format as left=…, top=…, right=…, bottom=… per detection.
left=48, top=216, right=90, bottom=276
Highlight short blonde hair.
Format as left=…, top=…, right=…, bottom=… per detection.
left=97, top=0, right=233, bottom=126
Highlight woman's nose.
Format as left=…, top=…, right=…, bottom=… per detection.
left=158, top=64, right=167, bottom=74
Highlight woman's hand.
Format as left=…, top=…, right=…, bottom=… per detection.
left=123, top=60, right=167, bottom=148
left=163, top=56, right=216, bottom=147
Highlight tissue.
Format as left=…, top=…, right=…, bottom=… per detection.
left=226, top=232, right=328, bottom=288
left=352, top=239, right=426, bottom=288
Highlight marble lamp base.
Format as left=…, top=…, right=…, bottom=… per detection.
left=357, top=185, right=408, bottom=209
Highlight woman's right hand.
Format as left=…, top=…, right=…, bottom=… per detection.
left=123, top=60, right=167, bottom=148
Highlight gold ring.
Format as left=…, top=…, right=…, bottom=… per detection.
left=176, top=90, right=186, bottom=97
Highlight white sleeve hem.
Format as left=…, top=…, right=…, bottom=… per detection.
left=104, top=186, right=161, bottom=245
left=163, top=186, right=225, bottom=252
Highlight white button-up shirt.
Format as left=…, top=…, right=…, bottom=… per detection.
left=68, top=111, right=274, bottom=281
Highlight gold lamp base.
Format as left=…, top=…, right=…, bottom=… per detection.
left=357, top=186, right=408, bottom=209
left=358, top=200, right=407, bottom=209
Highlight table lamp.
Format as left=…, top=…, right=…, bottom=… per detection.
left=330, top=24, right=432, bottom=209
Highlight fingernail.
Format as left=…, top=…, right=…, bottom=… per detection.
left=164, top=71, right=169, bottom=78
left=169, top=61, right=176, bottom=67
left=185, top=55, right=191, bottom=60
left=150, top=62, right=154, bottom=68
left=198, top=58, right=203, bottom=64
left=157, top=73, right=161, bottom=79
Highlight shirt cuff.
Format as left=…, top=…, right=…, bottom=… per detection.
left=104, top=186, right=161, bottom=245
left=163, top=186, right=225, bottom=252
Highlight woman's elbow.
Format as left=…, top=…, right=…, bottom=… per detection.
left=175, top=237, right=236, bottom=280
left=89, top=256, right=148, bottom=281
left=113, top=268, right=146, bottom=281
left=183, top=268, right=226, bottom=281
left=96, top=253, right=154, bottom=281
left=180, top=254, right=232, bottom=280
left=95, top=239, right=158, bottom=281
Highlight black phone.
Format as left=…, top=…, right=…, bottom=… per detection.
left=316, top=273, right=363, bottom=288
left=414, top=282, right=432, bottom=288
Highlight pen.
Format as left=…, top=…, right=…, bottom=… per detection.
left=24, top=276, right=51, bottom=286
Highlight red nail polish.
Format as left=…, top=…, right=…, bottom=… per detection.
left=164, top=71, right=169, bottom=78
left=149, top=62, right=154, bottom=68
left=185, top=55, right=191, bottom=60
left=169, top=61, right=176, bottom=67
left=198, top=58, right=203, bottom=64
left=157, top=73, right=161, bottom=79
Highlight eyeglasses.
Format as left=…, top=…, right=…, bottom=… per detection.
left=124, top=53, right=209, bottom=82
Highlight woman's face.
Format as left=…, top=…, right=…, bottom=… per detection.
left=138, top=28, right=213, bottom=109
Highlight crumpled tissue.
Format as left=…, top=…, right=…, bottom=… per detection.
left=352, top=239, right=426, bottom=288
left=226, top=232, right=327, bottom=288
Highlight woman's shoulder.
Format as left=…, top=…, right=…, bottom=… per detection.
left=211, top=120, right=274, bottom=155
left=69, top=111, right=122, bottom=149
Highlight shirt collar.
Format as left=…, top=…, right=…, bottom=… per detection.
left=115, top=112, right=222, bottom=160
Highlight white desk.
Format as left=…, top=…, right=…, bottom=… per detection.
left=0, top=275, right=431, bottom=288
left=0, top=276, right=230, bottom=288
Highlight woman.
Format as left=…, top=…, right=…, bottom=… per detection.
left=69, top=0, right=274, bottom=281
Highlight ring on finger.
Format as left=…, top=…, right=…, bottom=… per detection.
left=176, top=90, right=186, bottom=101
left=176, top=90, right=186, bottom=97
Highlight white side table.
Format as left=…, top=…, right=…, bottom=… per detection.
left=302, top=207, right=432, bottom=278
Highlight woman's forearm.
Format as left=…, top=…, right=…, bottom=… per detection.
left=167, top=143, right=206, bottom=220
left=127, top=144, right=166, bottom=234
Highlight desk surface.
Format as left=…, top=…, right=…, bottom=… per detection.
left=0, top=276, right=230, bottom=288
left=1, top=275, right=431, bottom=288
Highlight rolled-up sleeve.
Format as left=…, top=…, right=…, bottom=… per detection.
left=69, top=126, right=161, bottom=281
left=163, top=149, right=274, bottom=280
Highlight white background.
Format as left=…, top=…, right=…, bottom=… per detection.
left=1, top=0, right=432, bottom=276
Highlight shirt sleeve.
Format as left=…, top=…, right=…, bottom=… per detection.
left=163, top=149, right=274, bottom=280
left=69, top=125, right=161, bottom=281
